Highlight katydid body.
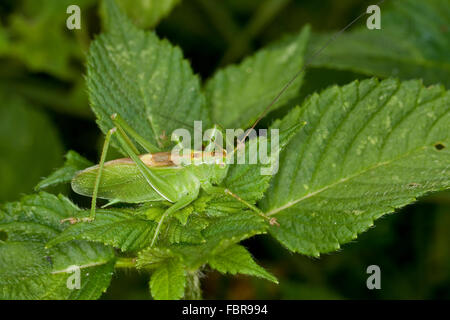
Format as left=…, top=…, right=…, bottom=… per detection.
left=72, top=151, right=229, bottom=204
left=70, top=113, right=270, bottom=246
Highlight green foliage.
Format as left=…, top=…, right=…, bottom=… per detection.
left=36, top=151, right=93, bottom=190
left=205, top=26, right=310, bottom=129
left=308, top=0, right=450, bottom=87
left=224, top=110, right=305, bottom=202
left=169, top=212, right=269, bottom=270
left=137, top=247, right=187, bottom=299
left=1, top=0, right=450, bottom=301
left=208, top=244, right=278, bottom=283
left=0, top=91, right=63, bottom=202
left=88, top=0, right=210, bottom=152
left=261, top=78, right=450, bottom=256
left=0, top=0, right=95, bottom=80
left=0, top=192, right=115, bottom=299
left=114, top=0, right=182, bottom=29
left=47, top=209, right=158, bottom=252
left=150, top=258, right=186, bottom=300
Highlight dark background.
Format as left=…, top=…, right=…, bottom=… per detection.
left=0, top=0, right=449, bottom=299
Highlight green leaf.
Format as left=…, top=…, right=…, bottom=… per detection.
left=308, top=0, right=450, bottom=87
left=224, top=115, right=305, bottom=202
left=0, top=90, right=63, bottom=202
left=88, top=0, right=210, bottom=152
left=1, top=0, right=96, bottom=80
left=0, top=192, right=77, bottom=242
left=0, top=192, right=115, bottom=299
left=114, top=0, right=181, bottom=29
left=150, top=258, right=186, bottom=300
left=47, top=209, right=157, bottom=252
left=261, top=78, right=450, bottom=256
left=170, top=211, right=268, bottom=269
left=36, top=151, right=93, bottom=190
left=205, top=26, right=310, bottom=129
left=0, top=241, right=115, bottom=300
left=136, top=247, right=174, bottom=270
left=165, top=215, right=207, bottom=245
left=208, top=244, right=278, bottom=283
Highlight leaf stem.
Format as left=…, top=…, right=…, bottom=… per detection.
left=115, top=257, right=137, bottom=269
left=184, top=271, right=202, bottom=300
left=220, top=0, right=292, bottom=65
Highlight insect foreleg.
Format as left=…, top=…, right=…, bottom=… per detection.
left=150, top=190, right=199, bottom=247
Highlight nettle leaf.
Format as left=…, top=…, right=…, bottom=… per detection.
left=205, top=26, right=310, bottom=129
left=47, top=210, right=157, bottom=252
left=0, top=192, right=115, bottom=299
left=0, top=192, right=79, bottom=241
left=208, top=244, right=278, bottom=283
left=36, top=151, right=93, bottom=190
left=224, top=116, right=305, bottom=203
left=261, top=78, right=450, bottom=256
left=150, top=258, right=186, bottom=300
left=164, top=215, right=208, bottom=245
left=308, top=0, right=450, bottom=87
left=137, top=247, right=187, bottom=300
left=170, top=211, right=268, bottom=270
left=137, top=247, right=174, bottom=270
left=88, top=0, right=210, bottom=152
left=114, top=0, right=181, bottom=29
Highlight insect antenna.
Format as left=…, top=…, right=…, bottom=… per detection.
left=236, top=0, right=387, bottom=148
left=144, top=0, right=387, bottom=156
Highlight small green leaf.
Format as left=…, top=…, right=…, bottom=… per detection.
left=170, top=211, right=268, bottom=270
left=261, top=78, right=450, bottom=256
left=47, top=210, right=157, bottom=252
left=150, top=259, right=186, bottom=300
left=205, top=26, right=310, bottom=129
left=136, top=247, right=174, bottom=270
left=208, top=244, right=278, bottom=283
left=36, top=151, right=93, bottom=190
left=165, top=215, right=207, bottom=245
left=114, top=0, right=181, bottom=29
left=88, top=0, right=210, bottom=152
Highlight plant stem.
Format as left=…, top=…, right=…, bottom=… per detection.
left=184, top=271, right=202, bottom=300
left=220, top=0, right=292, bottom=66
left=115, top=257, right=137, bottom=269
left=194, top=0, right=241, bottom=45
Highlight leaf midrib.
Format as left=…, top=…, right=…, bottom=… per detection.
left=266, top=144, right=443, bottom=216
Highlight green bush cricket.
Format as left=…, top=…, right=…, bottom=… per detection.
left=64, top=11, right=318, bottom=246
left=67, top=112, right=291, bottom=247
